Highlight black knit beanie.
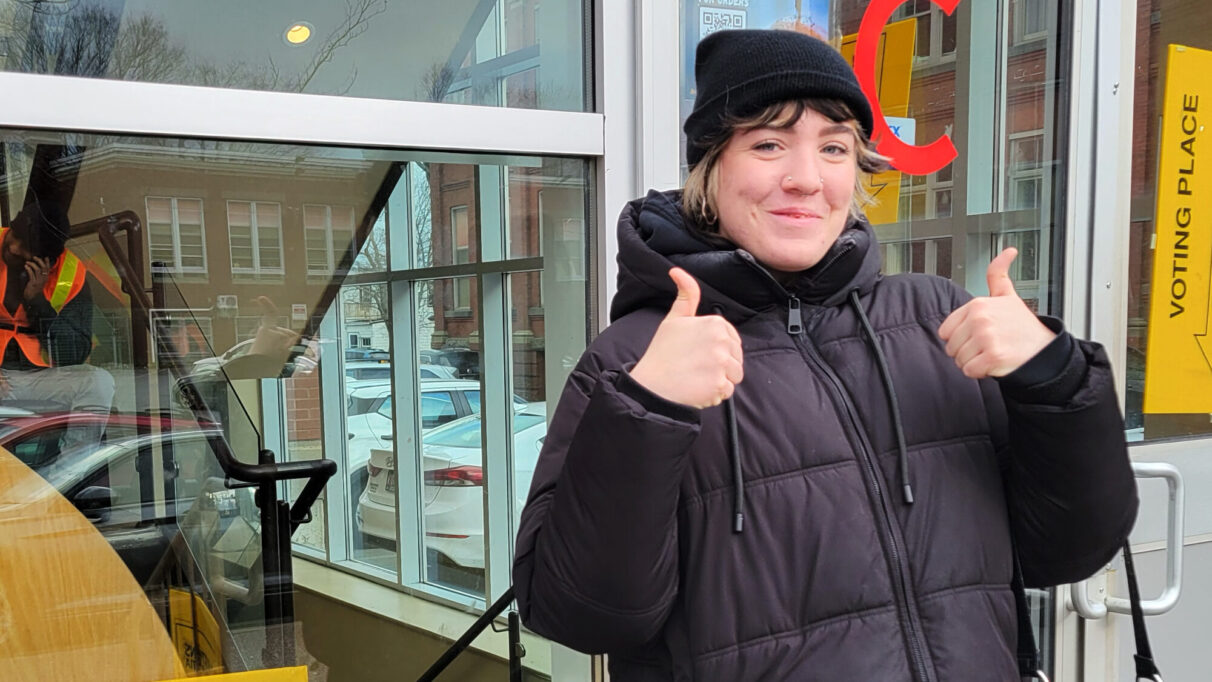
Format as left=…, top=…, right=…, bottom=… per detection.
left=684, top=29, right=874, bottom=168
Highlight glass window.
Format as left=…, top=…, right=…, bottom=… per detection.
left=0, top=126, right=590, bottom=679
left=304, top=204, right=356, bottom=275
left=419, top=392, right=458, bottom=429
left=227, top=201, right=284, bottom=274
left=146, top=196, right=207, bottom=273
left=451, top=206, right=471, bottom=307
left=1012, top=0, right=1048, bottom=45
left=1125, top=0, right=1212, bottom=439
left=0, top=0, right=588, bottom=111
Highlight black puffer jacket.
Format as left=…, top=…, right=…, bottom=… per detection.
left=514, top=190, right=1137, bottom=681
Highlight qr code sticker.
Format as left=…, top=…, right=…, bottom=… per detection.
left=700, top=8, right=746, bottom=39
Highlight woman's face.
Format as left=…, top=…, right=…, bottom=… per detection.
left=714, top=107, right=858, bottom=275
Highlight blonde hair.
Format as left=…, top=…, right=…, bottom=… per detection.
left=682, top=99, right=889, bottom=234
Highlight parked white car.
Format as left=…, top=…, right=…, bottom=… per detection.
left=344, top=361, right=459, bottom=382
left=345, top=380, right=527, bottom=502
left=356, top=403, right=547, bottom=570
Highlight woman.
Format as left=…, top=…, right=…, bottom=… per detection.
left=513, top=29, right=1136, bottom=681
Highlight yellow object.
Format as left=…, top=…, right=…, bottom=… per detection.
left=162, top=666, right=308, bottom=681
left=839, top=18, right=917, bottom=225
left=169, top=587, right=224, bottom=675
left=285, top=24, right=311, bottom=45
left=1144, top=44, right=1212, bottom=413
left=0, top=448, right=185, bottom=681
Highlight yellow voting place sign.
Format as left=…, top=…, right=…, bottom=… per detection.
left=1144, top=45, right=1212, bottom=413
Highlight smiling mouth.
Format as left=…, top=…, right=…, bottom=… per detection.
left=770, top=210, right=822, bottom=220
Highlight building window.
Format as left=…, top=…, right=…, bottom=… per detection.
left=896, top=0, right=957, bottom=65
left=227, top=201, right=283, bottom=274
left=235, top=315, right=262, bottom=342
left=451, top=205, right=471, bottom=308
left=897, top=165, right=954, bottom=221
left=303, top=204, right=356, bottom=275
left=145, top=197, right=206, bottom=273
left=1012, top=0, right=1048, bottom=45
left=150, top=309, right=214, bottom=365
left=883, top=237, right=953, bottom=278
left=994, top=230, right=1041, bottom=283
left=1007, top=131, right=1045, bottom=210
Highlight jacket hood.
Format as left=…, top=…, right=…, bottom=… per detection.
left=610, top=189, right=883, bottom=322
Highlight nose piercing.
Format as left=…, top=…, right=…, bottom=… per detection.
left=784, top=175, right=825, bottom=187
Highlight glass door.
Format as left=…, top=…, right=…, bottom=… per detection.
left=679, top=1, right=1075, bottom=676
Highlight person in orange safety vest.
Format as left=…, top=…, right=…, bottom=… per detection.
left=0, top=199, right=114, bottom=453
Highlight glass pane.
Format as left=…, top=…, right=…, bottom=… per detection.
left=942, top=10, right=958, bottom=54
left=258, top=226, right=282, bottom=270
left=417, top=276, right=485, bottom=597
left=0, top=132, right=590, bottom=677
left=915, top=13, right=932, bottom=58
left=505, top=263, right=586, bottom=677
left=341, top=283, right=395, bottom=570
left=350, top=212, right=387, bottom=274
left=1125, top=1, right=1212, bottom=439
left=677, top=3, right=1068, bottom=676
left=420, top=165, right=479, bottom=269
left=0, top=0, right=587, bottom=112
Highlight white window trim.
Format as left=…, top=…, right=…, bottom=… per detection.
left=226, top=200, right=284, bottom=275
left=145, top=195, right=208, bottom=274
left=0, top=71, right=602, bottom=156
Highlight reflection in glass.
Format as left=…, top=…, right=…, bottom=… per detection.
left=1124, top=0, right=1212, bottom=439
left=0, top=124, right=591, bottom=675
left=415, top=277, right=486, bottom=597
left=340, top=284, right=395, bottom=569
left=411, top=164, right=482, bottom=269
left=0, top=0, right=587, bottom=111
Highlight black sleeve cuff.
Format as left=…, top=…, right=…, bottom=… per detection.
left=997, top=316, right=1086, bottom=405
left=611, top=364, right=702, bottom=424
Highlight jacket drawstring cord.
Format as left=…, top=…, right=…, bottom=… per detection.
left=712, top=303, right=746, bottom=533
left=849, top=289, right=915, bottom=505
left=724, top=398, right=744, bottom=532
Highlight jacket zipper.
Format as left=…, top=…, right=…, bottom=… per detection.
left=734, top=251, right=933, bottom=682
left=790, top=299, right=934, bottom=682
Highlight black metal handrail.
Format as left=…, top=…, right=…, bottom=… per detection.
left=417, top=585, right=523, bottom=682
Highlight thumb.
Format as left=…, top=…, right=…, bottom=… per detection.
left=665, top=267, right=701, bottom=318
left=986, top=247, right=1019, bottom=297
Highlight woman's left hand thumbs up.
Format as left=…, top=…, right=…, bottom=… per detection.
left=937, top=248, right=1057, bottom=379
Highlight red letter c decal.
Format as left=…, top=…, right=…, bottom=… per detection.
left=855, top=0, right=960, bottom=175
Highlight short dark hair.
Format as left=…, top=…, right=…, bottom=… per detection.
left=9, top=198, right=70, bottom=260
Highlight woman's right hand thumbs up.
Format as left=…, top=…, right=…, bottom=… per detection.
left=629, top=268, right=744, bottom=408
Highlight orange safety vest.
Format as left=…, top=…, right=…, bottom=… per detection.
left=0, top=227, right=86, bottom=367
